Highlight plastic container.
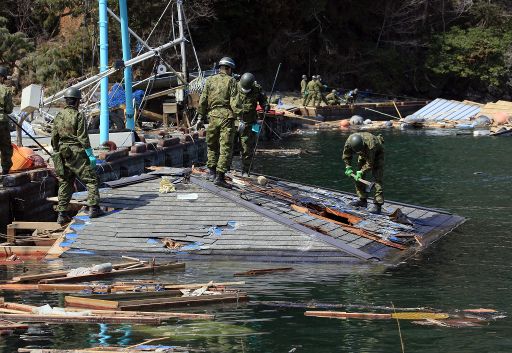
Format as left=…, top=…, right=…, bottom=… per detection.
left=10, top=144, right=35, bottom=172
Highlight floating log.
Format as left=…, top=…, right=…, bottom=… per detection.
left=234, top=268, right=293, bottom=276
left=305, top=311, right=450, bottom=320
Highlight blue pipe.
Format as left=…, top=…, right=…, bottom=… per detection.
left=118, top=0, right=135, bottom=130
left=98, top=0, right=109, bottom=143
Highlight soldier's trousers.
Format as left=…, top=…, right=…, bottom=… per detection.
left=355, top=149, right=384, bottom=204
left=240, top=123, right=256, bottom=171
left=57, top=146, right=100, bottom=212
left=302, top=92, right=308, bottom=106
left=206, top=116, right=235, bottom=173
left=0, top=122, right=13, bottom=172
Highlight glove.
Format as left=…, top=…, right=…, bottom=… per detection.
left=264, top=104, right=271, bottom=113
left=354, top=170, right=363, bottom=181
left=85, top=148, right=96, bottom=169
left=344, top=166, right=353, bottom=177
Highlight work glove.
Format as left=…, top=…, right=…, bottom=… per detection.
left=354, top=170, right=363, bottom=181
left=85, top=148, right=97, bottom=169
left=344, top=166, right=353, bottom=177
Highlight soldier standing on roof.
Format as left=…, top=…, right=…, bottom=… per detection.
left=300, top=74, right=308, bottom=106
left=0, top=66, right=13, bottom=175
left=316, top=75, right=328, bottom=105
left=197, top=56, right=239, bottom=188
left=235, top=72, right=269, bottom=176
left=304, top=75, right=319, bottom=107
left=51, top=87, right=105, bottom=224
left=342, top=132, right=385, bottom=214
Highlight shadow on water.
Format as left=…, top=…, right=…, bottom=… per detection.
left=2, top=130, right=512, bottom=352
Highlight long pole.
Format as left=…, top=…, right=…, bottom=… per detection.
left=118, top=0, right=135, bottom=130
left=98, top=0, right=109, bottom=144
left=177, top=0, right=188, bottom=83
left=247, top=63, right=282, bottom=175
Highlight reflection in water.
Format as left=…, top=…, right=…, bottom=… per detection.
left=2, top=130, right=512, bottom=353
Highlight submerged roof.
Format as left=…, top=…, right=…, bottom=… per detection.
left=64, top=171, right=465, bottom=267
left=410, top=98, right=481, bottom=121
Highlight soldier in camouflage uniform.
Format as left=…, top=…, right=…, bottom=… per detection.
left=0, top=66, right=13, bottom=175
left=342, top=132, right=385, bottom=213
left=51, top=87, right=104, bottom=224
left=326, top=89, right=341, bottom=105
left=235, top=72, right=268, bottom=175
left=316, top=75, right=328, bottom=105
left=304, top=76, right=319, bottom=107
left=197, top=56, right=239, bottom=187
left=300, top=75, right=308, bottom=106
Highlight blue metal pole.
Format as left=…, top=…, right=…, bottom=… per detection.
left=118, top=0, right=135, bottom=130
left=98, top=0, right=109, bottom=143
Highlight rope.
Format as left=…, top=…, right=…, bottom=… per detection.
left=182, top=7, right=202, bottom=75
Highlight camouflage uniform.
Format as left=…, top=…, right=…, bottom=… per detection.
left=198, top=72, right=239, bottom=174
left=342, top=132, right=385, bottom=204
left=315, top=80, right=328, bottom=105
left=51, top=106, right=100, bottom=212
left=0, top=83, right=13, bottom=173
left=326, top=92, right=341, bottom=105
left=303, top=80, right=319, bottom=106
left=300, top=78, right=308, bottom=105
left=236, top=82, right=267, bottom=171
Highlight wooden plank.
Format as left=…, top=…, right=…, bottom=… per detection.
left=65, top=296, right=119, bottom=310
left=234, top=268, right=293, bottom=276
left=118, top=292, right=248, bottom=310
left=0, top=313, right=161, bottom=325
left=304, top=311, right=391, bottom=319
left=7, top=222, right=62, bottom=231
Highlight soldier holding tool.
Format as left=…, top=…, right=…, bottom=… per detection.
left=342, top=132, right=385, bottom=213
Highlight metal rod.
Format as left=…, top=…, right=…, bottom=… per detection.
left=42, top=37, right=186, bottom=106
left=248, top=62, right=282, bottom=175
left=98, top=0, right=109, bottom=144
left=177, top=0, right=188, bottom=83
left=118, top=0, right=135, bottom=130
left=363, top=107, right=399, bottom=120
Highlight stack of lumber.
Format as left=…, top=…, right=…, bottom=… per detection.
left=476, top=100, right=512, bottom=120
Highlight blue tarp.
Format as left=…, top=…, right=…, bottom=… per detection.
left=108, top=83, right=144, bottom=108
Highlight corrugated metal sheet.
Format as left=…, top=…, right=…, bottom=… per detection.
left=410, top=98, right=481, bottom=121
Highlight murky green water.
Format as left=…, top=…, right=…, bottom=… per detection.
left=2, top=129, right=512, bottom=352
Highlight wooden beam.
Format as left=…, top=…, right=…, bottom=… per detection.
left=234, top=268, right=293, bottom=276
left=65, top=296, right=120, bottom=310
left=0, top=313, right=162, bottom=325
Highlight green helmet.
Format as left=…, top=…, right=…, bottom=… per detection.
left=239, top=72, right=255, bottom=93
left=332, top=89, right=337, bottom=93
left=219, top=56, right=235, bottom=69
left=348, top=133, right=364, bottom=152
left=302, top=75, right=307, bottom=79
left=63, top=87, right=82, bottom=100
left=0, top=66, right=8, bottom=78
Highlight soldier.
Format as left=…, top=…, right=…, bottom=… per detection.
left=51, top=87, right=104, bottom=224
left=0, top=66, right=13, bottom=175
left=326, top=89, right=341, bottom=105
left=342, top=132, right=385, bottom=214
left=235, top=72, right=268, bottom=176
left=346, top=88, right=359, bottom=104
left=316, top=75, right=328, bottom=105
left=304, top=76, right=319, bottom=107
left=197, top=56, right=239, bottom=188
left=300, top=74, right=308, bottom=106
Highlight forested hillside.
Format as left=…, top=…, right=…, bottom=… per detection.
left=1, top=0, right=511, bottom=101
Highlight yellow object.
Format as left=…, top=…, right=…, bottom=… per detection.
left=10, top=144, right=35, bottom=172
left=391, top=312, right=449, bottom=320
left=159, top=177, right=176, bottom=193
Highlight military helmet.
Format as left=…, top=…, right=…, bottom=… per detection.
left=239, top=72, right=255, bottom=93
left=63, top=87, right=82, bottom=100
left=332, top=89, right=337, bottom=93
left=302, top=74, right=307, bottom=79
left=348, top=134, right=364, bottom=152
left=0, top=66, right=8, bottom=78
left=219, top=57, right=236, bottom=69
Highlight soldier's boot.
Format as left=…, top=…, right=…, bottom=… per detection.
left=368, top=203, right=382, bottom=214
left=214, top=172, right=231, bottom=188
left=1, top=169, right=9, bottom=175
left=349, top=198, right=367, bottom=208
left=89, top=205, right=106, bottom=218
left=207, top=167, right=216, bottom=181
left=57, top=211, right=72, bottom=225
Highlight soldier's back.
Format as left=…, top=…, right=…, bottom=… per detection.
left=53, top=107, right=82, bottom=145
left=205, top=73, right=237, bottom=110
